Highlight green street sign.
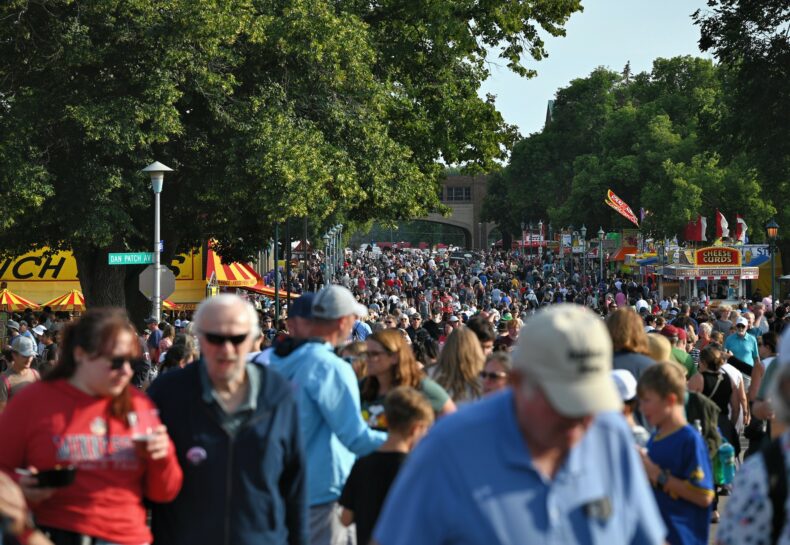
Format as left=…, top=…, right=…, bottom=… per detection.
left=108, top=252, right=155, bottom=265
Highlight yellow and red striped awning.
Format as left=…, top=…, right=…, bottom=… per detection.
left=162, top=299, right=178, bottom=310
left=206, top=249, right=258, bottom=287
left=0, top=288, right=40, bottom=310
left=41, top=289, right=85, bottom=311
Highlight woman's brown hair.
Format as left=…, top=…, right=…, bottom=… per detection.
left=606, top=308, right=650, bottom=355
left=699, top=343, right=725, bottom=372
left=361, top=329, right=423, bottom=402
left=46, top=307, right=139, bottom=421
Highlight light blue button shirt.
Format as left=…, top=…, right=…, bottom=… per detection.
left=374, top=389, right=666, bottom=545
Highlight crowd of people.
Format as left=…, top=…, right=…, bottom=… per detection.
left=0, top=245, right=789, bottom=545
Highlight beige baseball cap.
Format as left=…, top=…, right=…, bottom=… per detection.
left=511, top=304, right=622, bottom=417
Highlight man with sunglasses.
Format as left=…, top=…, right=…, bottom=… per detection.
left=270, top=285, right=386, bottom=545
left=148, top=294, right=307, bottom=545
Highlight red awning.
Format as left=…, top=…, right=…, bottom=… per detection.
left=609, top=246, right=638, bottom=262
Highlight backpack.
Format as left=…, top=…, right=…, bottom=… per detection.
left=763, top=437, right=787, bottom=545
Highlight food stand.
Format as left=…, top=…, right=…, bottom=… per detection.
left=658, top=246, right=759, bottom=301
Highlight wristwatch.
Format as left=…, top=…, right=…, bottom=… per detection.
left=656, top=469, right=670, bottom=490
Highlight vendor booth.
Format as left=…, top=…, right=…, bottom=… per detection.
left=658, top=246, right=759, bottom=300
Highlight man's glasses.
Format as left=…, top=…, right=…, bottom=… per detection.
left=479, top=371, right=508, bottom=380
left=202, top=332, right=250, bottom=346
left=109, top=356, right=144, bottom=371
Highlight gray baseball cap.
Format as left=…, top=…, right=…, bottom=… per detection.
left=311, top=286, right=368, bottom=320
left=11, top=335, right=37, bottom=357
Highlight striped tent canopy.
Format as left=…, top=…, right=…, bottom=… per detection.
left=205, top=248, right=257, bottom=287
left=162, top=299, right=178, bottom=310
left=41, top=289, right=86, bottom=311
left=0, top=289, right=40, bottom=311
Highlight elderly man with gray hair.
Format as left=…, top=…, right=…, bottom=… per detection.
left=148, top=294, right=307, bottom=545
left=373, top=304, right=666, bottom=545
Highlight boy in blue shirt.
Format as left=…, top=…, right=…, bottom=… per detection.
left=638, top=362, right=715, bottom=545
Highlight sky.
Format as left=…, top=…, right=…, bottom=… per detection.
left=479, top=0, right=713, bottom=137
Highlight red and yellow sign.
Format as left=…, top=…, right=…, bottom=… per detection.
left=695, top=247, right=741, bottom=267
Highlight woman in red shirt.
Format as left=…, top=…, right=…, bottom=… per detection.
left=0, top=308, right=183, bottom=545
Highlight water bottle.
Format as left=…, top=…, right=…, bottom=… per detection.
left=716, top=441, right=736, bottom=485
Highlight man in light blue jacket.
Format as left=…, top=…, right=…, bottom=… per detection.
left=270, top=285, right=386, bottom=545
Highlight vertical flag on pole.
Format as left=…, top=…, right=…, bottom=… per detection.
left=715, top=210, right=729, bottom=239
left=736, top=214, right=748, bottom=243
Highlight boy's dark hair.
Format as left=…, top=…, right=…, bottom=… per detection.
left=384, top=386, right=434, bottom=435
left=637, top=361, right=686, bottom=403
left=466, top=315, right=496, bottom=343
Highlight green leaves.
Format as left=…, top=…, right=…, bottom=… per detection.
left=489, top=55, right=776, bottom=242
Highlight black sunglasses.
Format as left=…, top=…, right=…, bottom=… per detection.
left=479, top=371, right=508, bottom=380
left=109, top=356, right=144, bottom=371
left=202, top=332, right=250, bottom=346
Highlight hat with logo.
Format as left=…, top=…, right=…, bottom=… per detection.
left=311, top=286, right=368, bottom=320
left=612, top=369, right=638, bottom=402
left=11, top=335, right=37, bottom=357
left=511, top=304, right=622, bottom=417
left=6, top=320, right=19, bottom=331
left=32, top=324, right=47, bottom=336
left=290, top=292, right=317, bottom=319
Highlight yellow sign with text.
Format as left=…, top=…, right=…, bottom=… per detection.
left=0, top=248, right=205, bottom=303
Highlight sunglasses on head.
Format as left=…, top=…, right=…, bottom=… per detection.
left=202, top=332, right=250, bottom=346
left=109, top=356, right=144, bottom=371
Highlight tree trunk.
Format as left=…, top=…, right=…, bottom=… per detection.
left=502, top=231, right=513, bottom=250
left=74, top=247, right=127, bottom=308
left=124, top=265, right=154, bottom=330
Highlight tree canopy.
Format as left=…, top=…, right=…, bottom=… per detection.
left=0, top=0, right=582, bottom=307
left=485, top=55, right=776, bottom=242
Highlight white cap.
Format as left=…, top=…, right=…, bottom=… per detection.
left=612, top=369, right=638, bottom=402
left=32, top=325, right=47, bottom=335
left=736, top=316, right=749, bottom=327
left=511, top=304, right=622, bottom=417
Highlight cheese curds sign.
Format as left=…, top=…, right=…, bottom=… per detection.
left=695, top=247, right=742, bottom=267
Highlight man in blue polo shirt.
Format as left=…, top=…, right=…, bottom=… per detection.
left=373, top=304, right=666, bottom=545
left=724, top=315, right=764, bottom=400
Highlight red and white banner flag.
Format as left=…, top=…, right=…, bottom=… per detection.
left=605, top=189, right=640, bottom=227
left=684, top=215, right=707, bottom=242
left=736, top=214, right=748, bottom=243
left=715, top=210, right=729, bottom=239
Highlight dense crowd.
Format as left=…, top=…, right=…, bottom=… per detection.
left=0, top=246, right=789, bottom=545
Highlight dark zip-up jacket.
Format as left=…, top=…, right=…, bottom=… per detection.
left=147, top=361, right=307, bottom=545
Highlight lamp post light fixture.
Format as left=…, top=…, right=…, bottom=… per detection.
left=598, top=227, right=605, bottom=284
left=141, top=161, right=174, bottom=322
left=767, top=219, right=779, bottom=310
left=322, top=234, right=331, bottom=287
left=580, top=225, right=587, bottom=285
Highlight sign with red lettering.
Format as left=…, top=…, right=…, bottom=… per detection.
left=695, top=247, right=741, bottom=267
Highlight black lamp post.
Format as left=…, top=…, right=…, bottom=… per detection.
left=767, top=219, right=779, bottom=309
left=581, top=225, right=587, bottom=283
left=598, top=227, right=605, bottom=284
